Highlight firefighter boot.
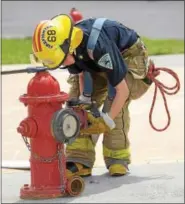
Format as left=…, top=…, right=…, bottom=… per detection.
left=109, top=164, right=129, bottom=176
left=66, top=162, right=92, bottom=178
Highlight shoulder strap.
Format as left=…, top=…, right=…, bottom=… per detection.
left=87, top=18, right=107, bottom=60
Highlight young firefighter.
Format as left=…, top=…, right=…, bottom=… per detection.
left=31, top=14, right=160, bottom=177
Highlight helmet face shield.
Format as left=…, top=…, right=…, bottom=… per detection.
left=51, top=14, right=74, bottom=65
left=60, top=39, right=71, bottom=55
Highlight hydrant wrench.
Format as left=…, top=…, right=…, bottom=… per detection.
left=1, top=66, right=58, bottom=75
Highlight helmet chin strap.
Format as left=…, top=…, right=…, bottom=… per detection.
left=73, top=49, right=77, bottom=55
left=49, top=14, right=79, bottom=68
left=69, top=47, right=75, bottom=54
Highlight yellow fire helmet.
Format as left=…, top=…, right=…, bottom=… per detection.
left=32, top=14, right=83, bottom=69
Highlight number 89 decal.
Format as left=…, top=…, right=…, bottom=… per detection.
left=47, top=30, right=56, bottom=42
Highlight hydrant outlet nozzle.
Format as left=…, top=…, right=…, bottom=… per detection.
left=17, top=117, right=37, bottom=138
left=17, top=125, right=25, bottom=134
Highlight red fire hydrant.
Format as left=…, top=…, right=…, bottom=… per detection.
left=17, top=71, right=85, bottom=199
left=70, top=7, right=83, bottom=23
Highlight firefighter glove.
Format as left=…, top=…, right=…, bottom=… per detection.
left=80, top=112, right=116, bottom=135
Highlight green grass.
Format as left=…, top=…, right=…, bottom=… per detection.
left=1, top=37, right=184, bottom=64
left=2, top=37, right=33, bottom=64
left=142, top=37, right=184, bottom=56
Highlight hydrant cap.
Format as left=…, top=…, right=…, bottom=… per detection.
left=70, top=8, right=83, bottom=23
left=27, top=72, right=60, bottom=96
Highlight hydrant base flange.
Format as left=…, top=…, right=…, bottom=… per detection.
left=20, top=184, right=65, bottom=199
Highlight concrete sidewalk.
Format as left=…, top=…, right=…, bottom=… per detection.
left=2, top=162, right=184, bottom=203
left=2, top=54, right=184, bottom=166
left=1, top=54, right=184, bottom=203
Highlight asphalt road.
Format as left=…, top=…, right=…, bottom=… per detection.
left=2, top=1, right=184, bottom=39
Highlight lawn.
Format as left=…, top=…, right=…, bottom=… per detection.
left=2, top=37, right=184, bottom=64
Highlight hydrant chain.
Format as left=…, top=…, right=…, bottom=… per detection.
left=58, top=144, right=67, bottom=193
left=32, top=152, right=59, bottom=163
left=22, top=136, right=31, bottom=151
left=22, top=136, right=59, bottom=163
left=23, top=136, right=67, bottom=193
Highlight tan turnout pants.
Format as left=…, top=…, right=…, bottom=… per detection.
left=66, top=38, right=151, bottom=168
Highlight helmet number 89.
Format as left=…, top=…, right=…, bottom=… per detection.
left=47, top=30, right=56, bottom=42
